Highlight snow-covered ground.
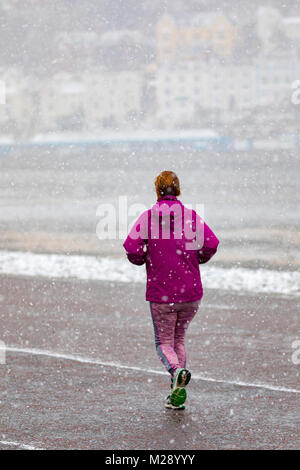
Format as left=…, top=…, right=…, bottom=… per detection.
left=0, top=250, right=299, bottom=296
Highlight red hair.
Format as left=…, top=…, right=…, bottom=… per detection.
left=155, top=171, right=181, bottom=200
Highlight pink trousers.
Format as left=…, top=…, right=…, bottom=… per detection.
left=149, top=300, right=201, bottom=376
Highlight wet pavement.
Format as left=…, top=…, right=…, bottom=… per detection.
left=0, top=275, right=299, bottom=449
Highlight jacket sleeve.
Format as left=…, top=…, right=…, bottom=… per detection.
left=196, top=214, right=219, bottom=264
left=123, top=211, right=148, bottom=266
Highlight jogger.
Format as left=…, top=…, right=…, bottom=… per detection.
left=150, top=300, right=201, bottom=376
left=123, top=171, right=219, bottom=409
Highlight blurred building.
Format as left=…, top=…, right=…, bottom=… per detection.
left=54, top=32, right=99, bottom=72
left=257, top=7, right=300, bottom=54
left=0, top=68, right=143, bottom=136
left=83, top=70, right=142, bottom=129
left=39, top=73, right=86, bottom=132
left=156, top=13, right=239, bottom=64
left=155, top=61, right=255, bottom=127
left=282, top=16, right=300, bottom=41
left=1, top=6, right=300, bottom=137
left=155, top=51, right=299, bottom=127
left=254, top=52, right=299, bottom=107
left=257, top=7, right=282, bottom=55
left=0, top=67, right=36, bottom=138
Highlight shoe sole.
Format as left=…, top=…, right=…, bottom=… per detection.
left=170, top=369, right=191, bottom=406
left=165, top=402, right=185, bottom=410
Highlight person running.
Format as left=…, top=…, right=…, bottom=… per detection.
left=123, top=171, right=219, bottom=410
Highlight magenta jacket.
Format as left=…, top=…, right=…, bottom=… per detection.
left=123, top=195, right=219, bottom=303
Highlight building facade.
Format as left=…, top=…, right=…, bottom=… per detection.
left=156, top=14, right=239, bottom=64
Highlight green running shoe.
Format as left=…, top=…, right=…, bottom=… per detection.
left=164, top=395, right=185, bottom=410
left=170, top=368, right=191, bottom=407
